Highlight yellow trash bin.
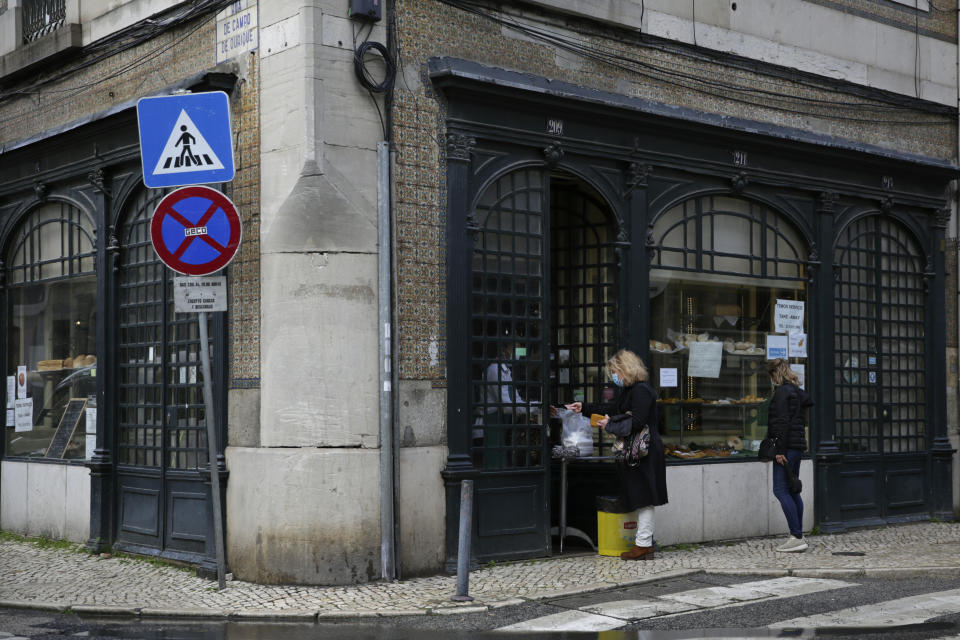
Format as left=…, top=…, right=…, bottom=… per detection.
left=596, top=496, right=636, bottom=557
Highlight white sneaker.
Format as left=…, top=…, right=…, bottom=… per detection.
left=775, top=536, right=808, bottom=553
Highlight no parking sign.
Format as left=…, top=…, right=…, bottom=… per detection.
left=151, top=186, right=242, bottom=276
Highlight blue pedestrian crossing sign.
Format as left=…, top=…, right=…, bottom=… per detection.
left=137, top=91, right=235, bottom=189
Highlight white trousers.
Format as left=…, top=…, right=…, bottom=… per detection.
left=632, top=506, right=655, bottom=546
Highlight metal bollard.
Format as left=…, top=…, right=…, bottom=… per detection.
left=451, top=479, right=474, bottom=602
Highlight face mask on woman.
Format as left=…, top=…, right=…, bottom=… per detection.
left=611, top=372, right=623, bottom=387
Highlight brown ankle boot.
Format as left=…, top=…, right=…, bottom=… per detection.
left=620, top=545, right=654, bottom=560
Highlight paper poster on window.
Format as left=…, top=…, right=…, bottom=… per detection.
left=687, top=341, right=723, bottom=378
left=790, top=363, right=805, bottom=389
left=788, top=333, right=807, bottom=358
left=16, top=366, right=26, bottom=399
left=766, top=334, right=788, bottom=359
left=5, top=409, right=13, bottom=427
left=774, top=299, right=805, bottom=334
left=6, top=376, right=13, bottom=408
left=660, top=368, right=678, bottom=387
left=14, top=397, right=32, bottom=432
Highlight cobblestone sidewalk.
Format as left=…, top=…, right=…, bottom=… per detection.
left=1, top=522, right=958, bottom=620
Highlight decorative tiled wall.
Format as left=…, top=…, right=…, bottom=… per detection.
left=390, top=0, right=957, bottom=384
left=226, top=53, right=261, bottom=389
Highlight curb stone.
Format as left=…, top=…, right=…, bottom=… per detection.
left=487, top=598, right=527, bottom=609
left=372, top=608, right=429, bottom=617
left=0, top=600, right=69, bottom=613
left=432, top=605, right=489, bottom=615
left=140, top=608, right=229, bottom=618
left=228, top=609, right=317, bottom=621
left=617, top=568, right=702, bottom=586
left=790, top=568, right=864, bottom=578
left=316, top=610, right=369, bottom=620
left=69, top=605, right=140, bottom=616
left=863, top=567, right=960, bottom=579
left=705, top=569, right=790, bottom=577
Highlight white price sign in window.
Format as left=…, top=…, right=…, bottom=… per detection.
left=659, top=368, right=678, bottom=388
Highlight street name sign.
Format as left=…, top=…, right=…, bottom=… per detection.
left=137, top=91, right=235, bottom=188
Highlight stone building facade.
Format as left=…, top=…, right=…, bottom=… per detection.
left=0, top=0, right=956, bottom=586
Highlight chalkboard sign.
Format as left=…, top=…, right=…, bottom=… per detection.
left=45, top=398, right=87, bottom=459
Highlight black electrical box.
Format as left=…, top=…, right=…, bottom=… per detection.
left=348, top=0, right=381, bottom=22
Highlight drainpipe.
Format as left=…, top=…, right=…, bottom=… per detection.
left=954, top=4, right=960, bottom=516
left=378, top=140, right=396, bottom=580
left=390, top=143, right=402, bottom=579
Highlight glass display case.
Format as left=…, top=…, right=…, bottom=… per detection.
left=649, top=272, right=807, bottom=461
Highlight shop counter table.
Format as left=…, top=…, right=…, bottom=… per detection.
left=550, top=455, right=615, bottom=554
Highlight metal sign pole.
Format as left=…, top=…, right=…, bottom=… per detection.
left=197, top=310, right=226, bottom=590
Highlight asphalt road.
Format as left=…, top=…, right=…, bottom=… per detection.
left=3, top=574, right=960, bottom=639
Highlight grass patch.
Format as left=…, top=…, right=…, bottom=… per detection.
left=1, top=530, right=193, bottom=574
left=661, top=542, right=700, bottom=552
left=0, top=530, right=86, bottom=553
left=111, top=551, right=195, bottom=574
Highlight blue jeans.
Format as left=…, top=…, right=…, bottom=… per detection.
left=773, top=449, right=803, bottom=537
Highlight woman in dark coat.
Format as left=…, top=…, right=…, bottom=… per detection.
left=765, top=357, right=813, bottom=553
left=568, top=349, right=668, bottom=560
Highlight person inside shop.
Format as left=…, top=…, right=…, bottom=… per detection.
left=483, top=340, right=524, bottom=418
left=476, top=341, right=525, bottom=467
left=765, top=357, right=813, bottom=553
left=474, top=340, right=559, bottom=467
left=566, top=349, right=668, bottom=560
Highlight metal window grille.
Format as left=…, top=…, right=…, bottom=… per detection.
left=549, top=179, right=618, bottom=453
left=118, top=189, right=210, bottom=470
left=834, top=216, right=925, bottom=454
left=6, top=202, right=95, bottom=285
left=470, top=169, right=547, bottom=471
left=653, top=196, right=806, bottom=281
left=22, top=0, right=65, bottom=43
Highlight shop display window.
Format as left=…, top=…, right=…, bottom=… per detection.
left=648, top=196, right=809, bottom=461
left=4, top=203, right=97, bottom=460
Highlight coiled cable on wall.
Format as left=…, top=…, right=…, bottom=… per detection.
left=354, top=39, right=396, bottom=94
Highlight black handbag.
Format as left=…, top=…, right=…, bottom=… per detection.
left=783, top=460, right=803, bottom=494
left=758, top=436, right=778, bottom=461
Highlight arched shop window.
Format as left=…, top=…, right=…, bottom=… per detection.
left=5, top=202, right=97, bottom=459
left=648, top=195, right=808, bottom=460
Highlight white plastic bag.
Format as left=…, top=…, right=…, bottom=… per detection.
left=558, top=408, right=594, bottom=456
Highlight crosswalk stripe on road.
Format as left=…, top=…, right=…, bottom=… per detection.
left=497, top=576, right=855, bottom=632
left=771, top=587, right=960, bottom=629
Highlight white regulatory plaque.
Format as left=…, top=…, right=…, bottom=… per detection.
left=174, top=276, right=227, bottom=313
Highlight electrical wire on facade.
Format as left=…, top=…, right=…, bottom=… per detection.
left=0, top=0, right=237, bottom=129
left=434, top=0, right=955, bottom=126
left=352, top=20, right=397, bottom=140
left=929, top=0, right=959, bottom=12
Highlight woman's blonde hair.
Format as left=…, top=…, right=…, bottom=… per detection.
left=607, top=349, right=648, bottom=386
left=766, top=357, right=800, bottom=386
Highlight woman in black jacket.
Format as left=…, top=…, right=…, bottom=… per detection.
left=765, top=358, right=813, bottom=553
left=567, top=349, right=668, bottom=560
